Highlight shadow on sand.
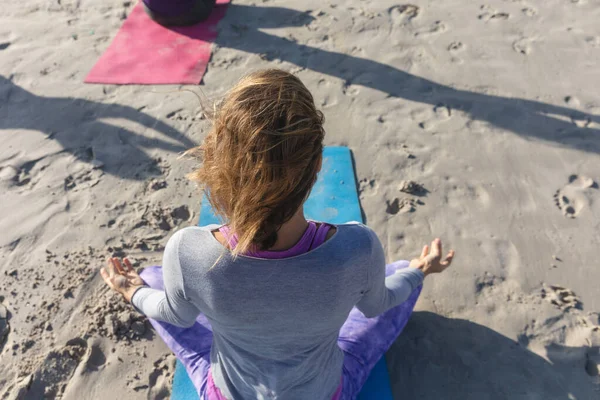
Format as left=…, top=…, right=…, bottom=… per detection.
left=0, top=75, right=195, bottom=180
left=388, top=312, right=599, bottom=399
left=214, top=4, right=599, bottom=154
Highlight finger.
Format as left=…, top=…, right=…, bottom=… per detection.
left=431, top=238, right=442, bottom=257
left=106, top=258, right=117, bottom=277
left=100, top=268, right=115, bottom=289
left=123, top=258, right=134, bottom=273
left=441, top=250, right=455, bottom=267
left=420, top=245, right=429, bottom=259
left=112, top=258, right=125, bottom=274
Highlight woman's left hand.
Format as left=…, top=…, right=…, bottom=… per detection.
left=100, top=257, right=145, bottom=302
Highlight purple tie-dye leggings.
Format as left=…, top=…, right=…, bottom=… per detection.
left=139, top=261, right=421, bottom=400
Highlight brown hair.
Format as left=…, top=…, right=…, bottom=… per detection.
left=186, top=69, right=325, bottom=256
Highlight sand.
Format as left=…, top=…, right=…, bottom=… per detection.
left=1, top=0, right=599, bottom=398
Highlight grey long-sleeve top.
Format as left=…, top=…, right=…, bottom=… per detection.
left=132, top=223, right=424, bottom=399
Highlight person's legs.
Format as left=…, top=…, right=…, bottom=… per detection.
left=140, top=266, right=213, bottom=398
left=338, top=260, right=422, bottom=399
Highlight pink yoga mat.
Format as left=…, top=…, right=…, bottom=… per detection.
left=85, top=0, right=230, bottom=85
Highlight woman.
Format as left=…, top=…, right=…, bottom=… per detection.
left=100, top=69, right=454, bottom=400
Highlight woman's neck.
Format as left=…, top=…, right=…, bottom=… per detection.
left=213, top=208, right=311, bottom=252
left=269, top=209, right=309, bottom=251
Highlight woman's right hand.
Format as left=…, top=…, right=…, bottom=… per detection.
left=409, top=238, right=454, bottom=277
left=100, top=257, right=145, bottom=303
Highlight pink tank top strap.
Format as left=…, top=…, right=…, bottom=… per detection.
left=218, top=225, right=238, bottom=249
left=309, top=222, right=333, bottom=251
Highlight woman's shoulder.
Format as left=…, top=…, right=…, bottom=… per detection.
left=164, top=225, right=225, bottom=272
left=334, top=221, right=375, bottom=234
left=332, top=222, right=381, bottom=247
left=165, top=225, right=221, bottom=252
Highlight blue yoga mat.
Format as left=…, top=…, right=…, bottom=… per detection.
left=172, top=146, right=393, bottom=400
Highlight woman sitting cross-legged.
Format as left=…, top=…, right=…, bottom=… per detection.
left=100, top=69, right=454, bottom=400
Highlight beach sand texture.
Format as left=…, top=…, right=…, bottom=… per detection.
left=1, top=0, right=599, bottom=398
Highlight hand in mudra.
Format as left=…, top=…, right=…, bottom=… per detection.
left=100, top=257, right=144, bottom=302
left=409, top=238, right=454, bottom=277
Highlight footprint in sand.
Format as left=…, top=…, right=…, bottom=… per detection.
left=564, top=95, right=581, bottom=108
left=212, top=54, right=244, bottom=69
left=358, top=178, right=378, bottom=198
left=25, top=338, right=88, bottom=398
left=513, top=37, right=533, bottom=55
left=447, top=42, right=465, bottom=64
left=386, top=197, right=424, bottom=215
left=81, top=340, right=107, bottom=373
left=316, top=78, right=339, bottom=108
left=385, top=143, right=416, bottom=160
left=64, top=169, right=103, bottom=193
left=553, top=175, right=597, bottom=218
left=342, top=80, right=361, bottom=97
left=166, top=108, right=203, bottom=122
left=478, top=12, right=510, bottom=22
left=540, top=284, right=583, bottom=311
left=447, top=41, right=465, bottom=52
left=433, top=104, right=452, bottom=120
left=9, top=153, right=71, bottom=191
left=388, top=4, right=420, bottom=24
left=520, top=309, right=600, bottom=382
left=399, top=180, right=428, bottom=196
left=146, top=355, right=176, bottom=400
left=11, top=158, right=41, bottom=188
left=522, top=7, right=537, bottom=17
left=563, top=96, right=593, bottom=127
left=414, top=104, right=452, bottom=130
left=478, top=5, right=509, bottom=21
left=414, top=21, right=447, bottom=37
left=475, top=272, right=505, bottom=294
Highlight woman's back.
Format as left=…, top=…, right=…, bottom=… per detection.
left=167, top=223, right=378, bottom=399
